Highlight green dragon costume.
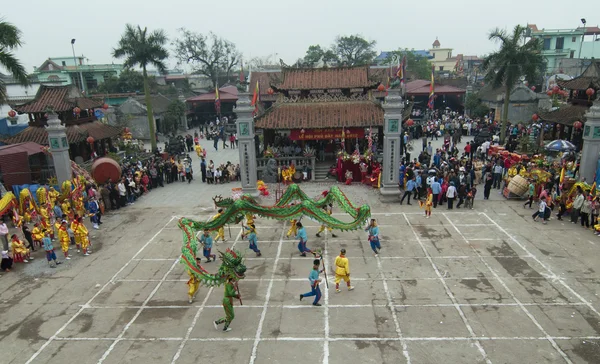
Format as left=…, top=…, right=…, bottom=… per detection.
left=178, top=184, right=370, bottom=330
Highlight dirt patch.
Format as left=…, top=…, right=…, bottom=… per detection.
left=572, top=339, right=600, bottom=363
left=414, top=225, right=452, bottom=240
left=17, top=315, right=45, bottom=341
left=77, top=312, right=93, bottom=333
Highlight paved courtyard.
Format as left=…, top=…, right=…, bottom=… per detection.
left=2, top=179, right=600, bottom=363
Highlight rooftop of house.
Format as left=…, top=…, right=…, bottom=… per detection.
left=527, top=24, right=600, bottom=35
left=375, top=50, right=433, bottom=62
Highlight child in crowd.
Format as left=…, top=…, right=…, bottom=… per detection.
left=42, top=230, right=61, bottom=268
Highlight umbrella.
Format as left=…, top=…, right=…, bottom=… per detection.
left=545, top=139, right=576, bottom=152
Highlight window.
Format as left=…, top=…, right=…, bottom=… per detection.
left=543, top=38, right=551, bottom=50
left=572, top=36, right=577, bottom=42
left=556, top=37, right=564, bottom=50
left=570, top=51, right=575, bottom=59
left=61, top=61, right=66, bottom=66
left=439, top=66, right=444, bottom=71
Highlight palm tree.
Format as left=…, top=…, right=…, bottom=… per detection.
left=481, top=25, right=545, bottom=143
left=113, top=24, right=168, bottom=151
left=0, top=19, right=29, bottom=104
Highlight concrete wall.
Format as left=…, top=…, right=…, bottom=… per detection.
left=128, top=116, right=152, bottom=140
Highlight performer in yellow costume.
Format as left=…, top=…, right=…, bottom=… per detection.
left=316, top=204, right=338, bottom=238
left=334, top=249, right=354, bottom=293
left=58, top=220, right=71, bottom=259
left=245, top=213, right=255, bottom=226
left=287, top=218, right=298, bottom=237
left=212, top=208, right=226, bottom=242
left=187, top=270, right=200, bottom=304
left=48, top=187, right=59, bottom=207
left=75, top=217, right=91, bottom=255
left=71, top=217, right=81, bottom=252
left=62, top=200, right=73, bottom=220
left=74, top=196, right=85, bottom=217
left=39, top=206, right=54, bottom=239
left=32, top=223, right=44, bottom=246
left=194, top=143, right=203, bottom=158
left=11, top=234, right=32, bottom=262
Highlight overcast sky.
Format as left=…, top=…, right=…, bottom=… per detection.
left=3, top=0, right=600, bottom=73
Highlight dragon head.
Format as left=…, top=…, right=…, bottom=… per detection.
left=218, top=248, right=246, bottom=281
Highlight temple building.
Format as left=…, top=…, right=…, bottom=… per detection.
left=251, top=66, right=412, bottom=155
left=1, top=85, right=122, bottom=162
left=539, top=60, right=599, bottom=147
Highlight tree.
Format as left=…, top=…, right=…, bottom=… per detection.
left=465, top=93, right=490, bottom=118
left=0, top=19, right=29, bottom=103
left=384, top=49, right=434, bottom=80
left=302, top=45, right=338, bottom=67
left=481, top=25, right=545, bottom=143
left=331, top=35, right=376, bottom=66
left=173, top=29, right=241, bottom=88
left=112, top=24, right=169, bottom=152
left=162, top=99, right=186, bottom=135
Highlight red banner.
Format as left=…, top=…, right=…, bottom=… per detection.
left=289, top=128, right=365, bottom=141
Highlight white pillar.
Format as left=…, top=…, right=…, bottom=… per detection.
left=46, top=112, right=72, bottom=184
left=178, top=93, right=189, bottom=131
left=580, top=103, right=600, bottom=183
left=380, top=89, right=404, bottom=196
left=236, top=93, right=259, bottom=196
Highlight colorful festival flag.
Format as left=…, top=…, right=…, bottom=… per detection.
left=427, top=65, right=435, bottom=110
left=251, top=81, right=260, bottom=115
left=559, top=167, right=565, bottom=184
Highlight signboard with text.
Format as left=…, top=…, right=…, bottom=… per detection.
left=289, top=128, right=365, bottom=141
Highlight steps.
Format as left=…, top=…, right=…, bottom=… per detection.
left=314, top=163, right=331, bottom=181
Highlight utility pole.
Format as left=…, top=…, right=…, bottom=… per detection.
left=578, top=18, right=587, bottom=59
left=71, top=39, right=86, bottom=94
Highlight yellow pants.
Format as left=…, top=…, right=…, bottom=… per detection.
left=80, top=236, right=89, bottom=250
left=215, top=228, right=225, bottom=241
left=74, top=234, right=82, bottom=247
left=334, top=274, right=350, bottom=284
left=61, top=240, right=69, bottom=253
left=317, top=225, right=331, bottom=234
left=286, top=224, right=297, bottom=237
left=187, top=276, right=200, bottom=298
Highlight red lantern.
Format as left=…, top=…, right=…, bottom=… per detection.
left=587, top=88, right=595, bottom=97
left=377, top=84, right=386, bottom=92
left=8, top=110, right=16, bottom=118
left=531, top=86, right=536, bottom=91
left=532, top=113, right=539, bottom=121
left=267, top=87, right=274, bottom=95
left=552, top=85, right=560, bottom=93
left=73, top=107, right=81, bottom=114
left=546, top=90, right=553, bottom=97
left=102, top=103, right=109, bottom=110
left=573, top=121, right=583, bottom=129
left=86, top=136, right=95, bottom=144
left=406, top=119, right=415, bottom=127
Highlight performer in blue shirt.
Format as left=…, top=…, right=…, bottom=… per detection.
left=199, top=229, right=216, bottom=262
left=295, top=222, right=314, bottom=257
left=366, top=219, right=381, bottom=256
left=300, top=259, right=323, bottom=306
left=242, top=224, right=261, bottom=256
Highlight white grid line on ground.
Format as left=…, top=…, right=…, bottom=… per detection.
left=403, top=213, right=492, bottom=364
left=52, top=335, right=600, bottom=342
left=482, top=212, right=600, bottom=319
left=82, top=302, right=589, bottom=310
left=171, top=287, right=214, bottom=363
left=322, top=229, right=330, bottom=364
left=23, top=216, right=178, bottom=364
left=134, top=255, right=534, bottom=262
left=116, top=275, right=583, bottom=283
left=444, top=213, right=572, bottom=363
left=376, top=246, right=412, bottom=363
left=248, top=223, right=286, bottom=364
left=97, top=257, right=181, bottom=363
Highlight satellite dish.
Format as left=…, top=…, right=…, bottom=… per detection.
left=546, top=74, right=573, bottom=89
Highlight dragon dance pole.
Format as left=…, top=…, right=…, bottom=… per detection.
left=320, top=253, right=329, bottom=289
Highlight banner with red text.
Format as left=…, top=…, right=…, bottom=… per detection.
left=289, top=128, right=365, bottom=141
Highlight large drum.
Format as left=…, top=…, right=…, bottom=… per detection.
left=91, top=157, right=122, bottom=184
left=507, top=175, right=528, bottom=196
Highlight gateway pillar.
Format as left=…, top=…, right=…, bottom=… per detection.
left=236, top=93, right=259, bottom=197
left=580, top=103, right=600, bottom=183
left=46, top=112, right=73, bottom=184
left=380, top=89, right=403, bottom=196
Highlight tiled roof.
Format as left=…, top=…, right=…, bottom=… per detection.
left=14, top=85, right=103, bottom=113
left=558, top=61, right=600, bottom=90
left=255, top=101, right=384, bottom=129
left=248, top=71, right=282, bottom=95
left=538, top=104, right=589, bottom=125
left=275, top=67, right=377, bottom=90
left=0, top=122, right=122, bottom=145
left=186, top=86, right=239, bottom=103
